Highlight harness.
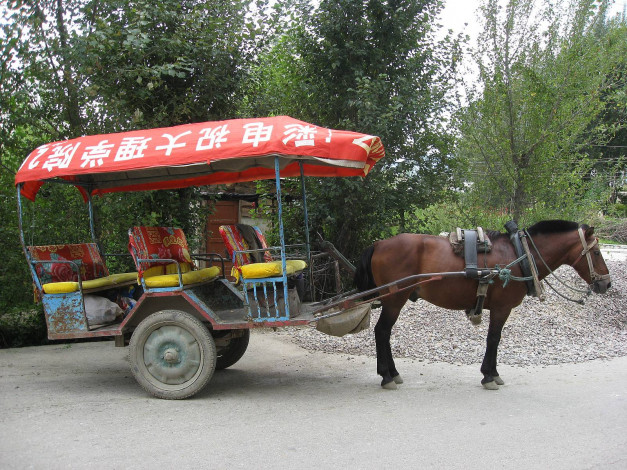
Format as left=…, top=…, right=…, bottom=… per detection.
left=461, top=221, right=608, bottom=324
left=458, top=228, right=500, bottom=324
left=505, top=220, right=537, bottom=297
left=572, top=228, right=611, bottom=285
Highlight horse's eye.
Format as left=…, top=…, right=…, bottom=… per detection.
left=594, top=251, right=601, bottom=256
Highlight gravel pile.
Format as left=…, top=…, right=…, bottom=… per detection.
left=281, top=260, right=627, bottom=366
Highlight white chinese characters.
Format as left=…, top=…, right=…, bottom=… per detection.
left=115, top=137, right=152, bottom=161
left=197, top=125, right=230, bottom=150
left=81, top=140, right=115, bottom=168
left=282, top=124, right=317, bottom=147
left=242, top=122, right=274, bottom=147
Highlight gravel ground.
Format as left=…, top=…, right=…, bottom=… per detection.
left=281, top=259, right=627, bottom=366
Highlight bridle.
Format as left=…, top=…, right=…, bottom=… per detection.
left=571, top=227, right=611, bottom=285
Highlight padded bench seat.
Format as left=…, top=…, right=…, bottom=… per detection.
left=128, top=226, right=221, bottom=289
left=142, top=266, right=220, bottom=288
left=239, top=260, right=307, bottom=280
left=218, top=224, right=307, bottom=282
left=42, top=272, right=138, bottom=294
left=28, top=243, right=137, bottom=295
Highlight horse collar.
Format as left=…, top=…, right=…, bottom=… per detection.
left=507, top=227, right=536, bottom=296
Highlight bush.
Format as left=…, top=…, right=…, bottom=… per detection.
left=594, top=218, right=627, bottom=244
left=0, top=305, right=48, bottom=349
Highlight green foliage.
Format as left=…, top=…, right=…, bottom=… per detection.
left=454, top=0, right=627, bottom=223
left=81, top=0, right=258, bottom=130
left=0, top=306, right=48, bottom=348
left=607, top=203, right=627, bottom=218
left=244, top=0, right=462, bottom=260
left=0, top=0, right=246, bottom=325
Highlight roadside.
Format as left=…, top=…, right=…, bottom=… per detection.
left=1, top=330, right=626, bottom=469
left=601, top=244, right=627, bottom=261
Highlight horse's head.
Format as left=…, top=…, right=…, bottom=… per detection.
left=570, top=226, right=611, bottom=294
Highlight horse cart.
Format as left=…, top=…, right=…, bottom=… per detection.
left=16, top=116, right=613, bottom=396
left=15, top=116, right=386, bottom=399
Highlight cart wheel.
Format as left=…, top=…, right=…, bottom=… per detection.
left=129, top=310, right=216, bottom=399
left=215, top=329, right=250, bottom=370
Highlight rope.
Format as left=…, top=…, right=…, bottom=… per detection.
left=496, top=254, right=534, bottom=287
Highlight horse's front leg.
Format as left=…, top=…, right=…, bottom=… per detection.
left=374, top=308, right=402, bottom=389
left=480, top=308, right=511, bottom=390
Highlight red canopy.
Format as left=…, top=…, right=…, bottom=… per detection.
left=15, top=116, right=385, bottom=201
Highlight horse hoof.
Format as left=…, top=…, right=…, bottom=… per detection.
left=393, top=374, right=404, bottom=385
left=467, top=314, right=482, bottom=325
left=482, top=380, right=499, bottom=390
left=493, top=376, right=505, bottom=386
left=381, top=379, right=398, bottom=390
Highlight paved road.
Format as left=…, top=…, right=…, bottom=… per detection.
left=1, top=330, right=626, bottom=469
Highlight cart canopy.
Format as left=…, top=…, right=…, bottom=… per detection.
left=15, top=116, right=385, bottom=201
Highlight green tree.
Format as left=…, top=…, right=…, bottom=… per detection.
left=244, top=0, right=461, bottom=258
left=455, top=0, right=627, bottom=224
left=0, top=0, right=260, bottom=313
left=81, top=0, right=258, bottom=130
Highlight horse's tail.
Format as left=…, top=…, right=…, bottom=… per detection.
left=354, top=245, right=376, bottom=295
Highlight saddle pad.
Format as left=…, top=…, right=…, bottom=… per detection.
left=449, top=227, right=492, bottom=256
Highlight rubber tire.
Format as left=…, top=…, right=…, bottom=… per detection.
left=215, top=329, right=250, bottom=370
left=129, top=310, right=216, bottom=399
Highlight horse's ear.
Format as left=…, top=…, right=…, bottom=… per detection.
left=585, top=226, right=595, bottom=238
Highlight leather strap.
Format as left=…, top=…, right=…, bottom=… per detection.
left=464, top=229, right=479, bottom=278
left=506, top=222, right=536, bottom=296
left=573, top=228, right=611, bottom=284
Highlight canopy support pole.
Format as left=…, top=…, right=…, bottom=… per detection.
left=87, top=193, right=98, bottom=247
left=275, top=157, right=290, bottom=318
left=17, top=185, right=42, bottom=291
left=299, top=162, right=311, bottom=268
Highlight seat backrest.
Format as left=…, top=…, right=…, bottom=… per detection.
left=218, top=224, right=272, bottom=267
left=27, top=243, right=109, bottom=284
left=128, top=226, right=194, bottom=276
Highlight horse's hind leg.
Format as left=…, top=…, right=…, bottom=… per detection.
left=480, top=308, right=511, bottom=389
left=374, top=306, right=401, bottom=389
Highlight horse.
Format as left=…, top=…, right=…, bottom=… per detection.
left=354, top=220, right=612, bottom=390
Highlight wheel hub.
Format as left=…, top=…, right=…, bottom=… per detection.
left=163, top=348, right=180, bottom=364
left=143, top=325, right=202, bottom=385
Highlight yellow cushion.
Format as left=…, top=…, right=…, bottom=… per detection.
left=238, top=260, right=307, bottom=280
left=143, top=266, right=220, bottom=288
left=143, top=266, right=165, bottom=277
left=164, top=262, right=193, bottom=274
left=42, top=272, right=138, bottom=294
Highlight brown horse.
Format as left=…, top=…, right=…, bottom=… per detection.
left=354, top=220, right=612, bottom=390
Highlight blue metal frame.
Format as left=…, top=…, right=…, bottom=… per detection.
left=234, top=156, right=314, bottom=322
left=300, top=162, right=311, bottom=269
left=17, top=152, right=314, bottom=333
left=17, top=184, right=92, bottom=336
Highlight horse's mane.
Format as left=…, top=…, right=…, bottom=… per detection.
left=526, top=220, right=583, bottom=236
left=484, top=220, right=583, bottom=241
left=484, top=230, right=508, bottom=241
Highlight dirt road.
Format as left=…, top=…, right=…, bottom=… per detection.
left=1, top=330, right=626, bottom=469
